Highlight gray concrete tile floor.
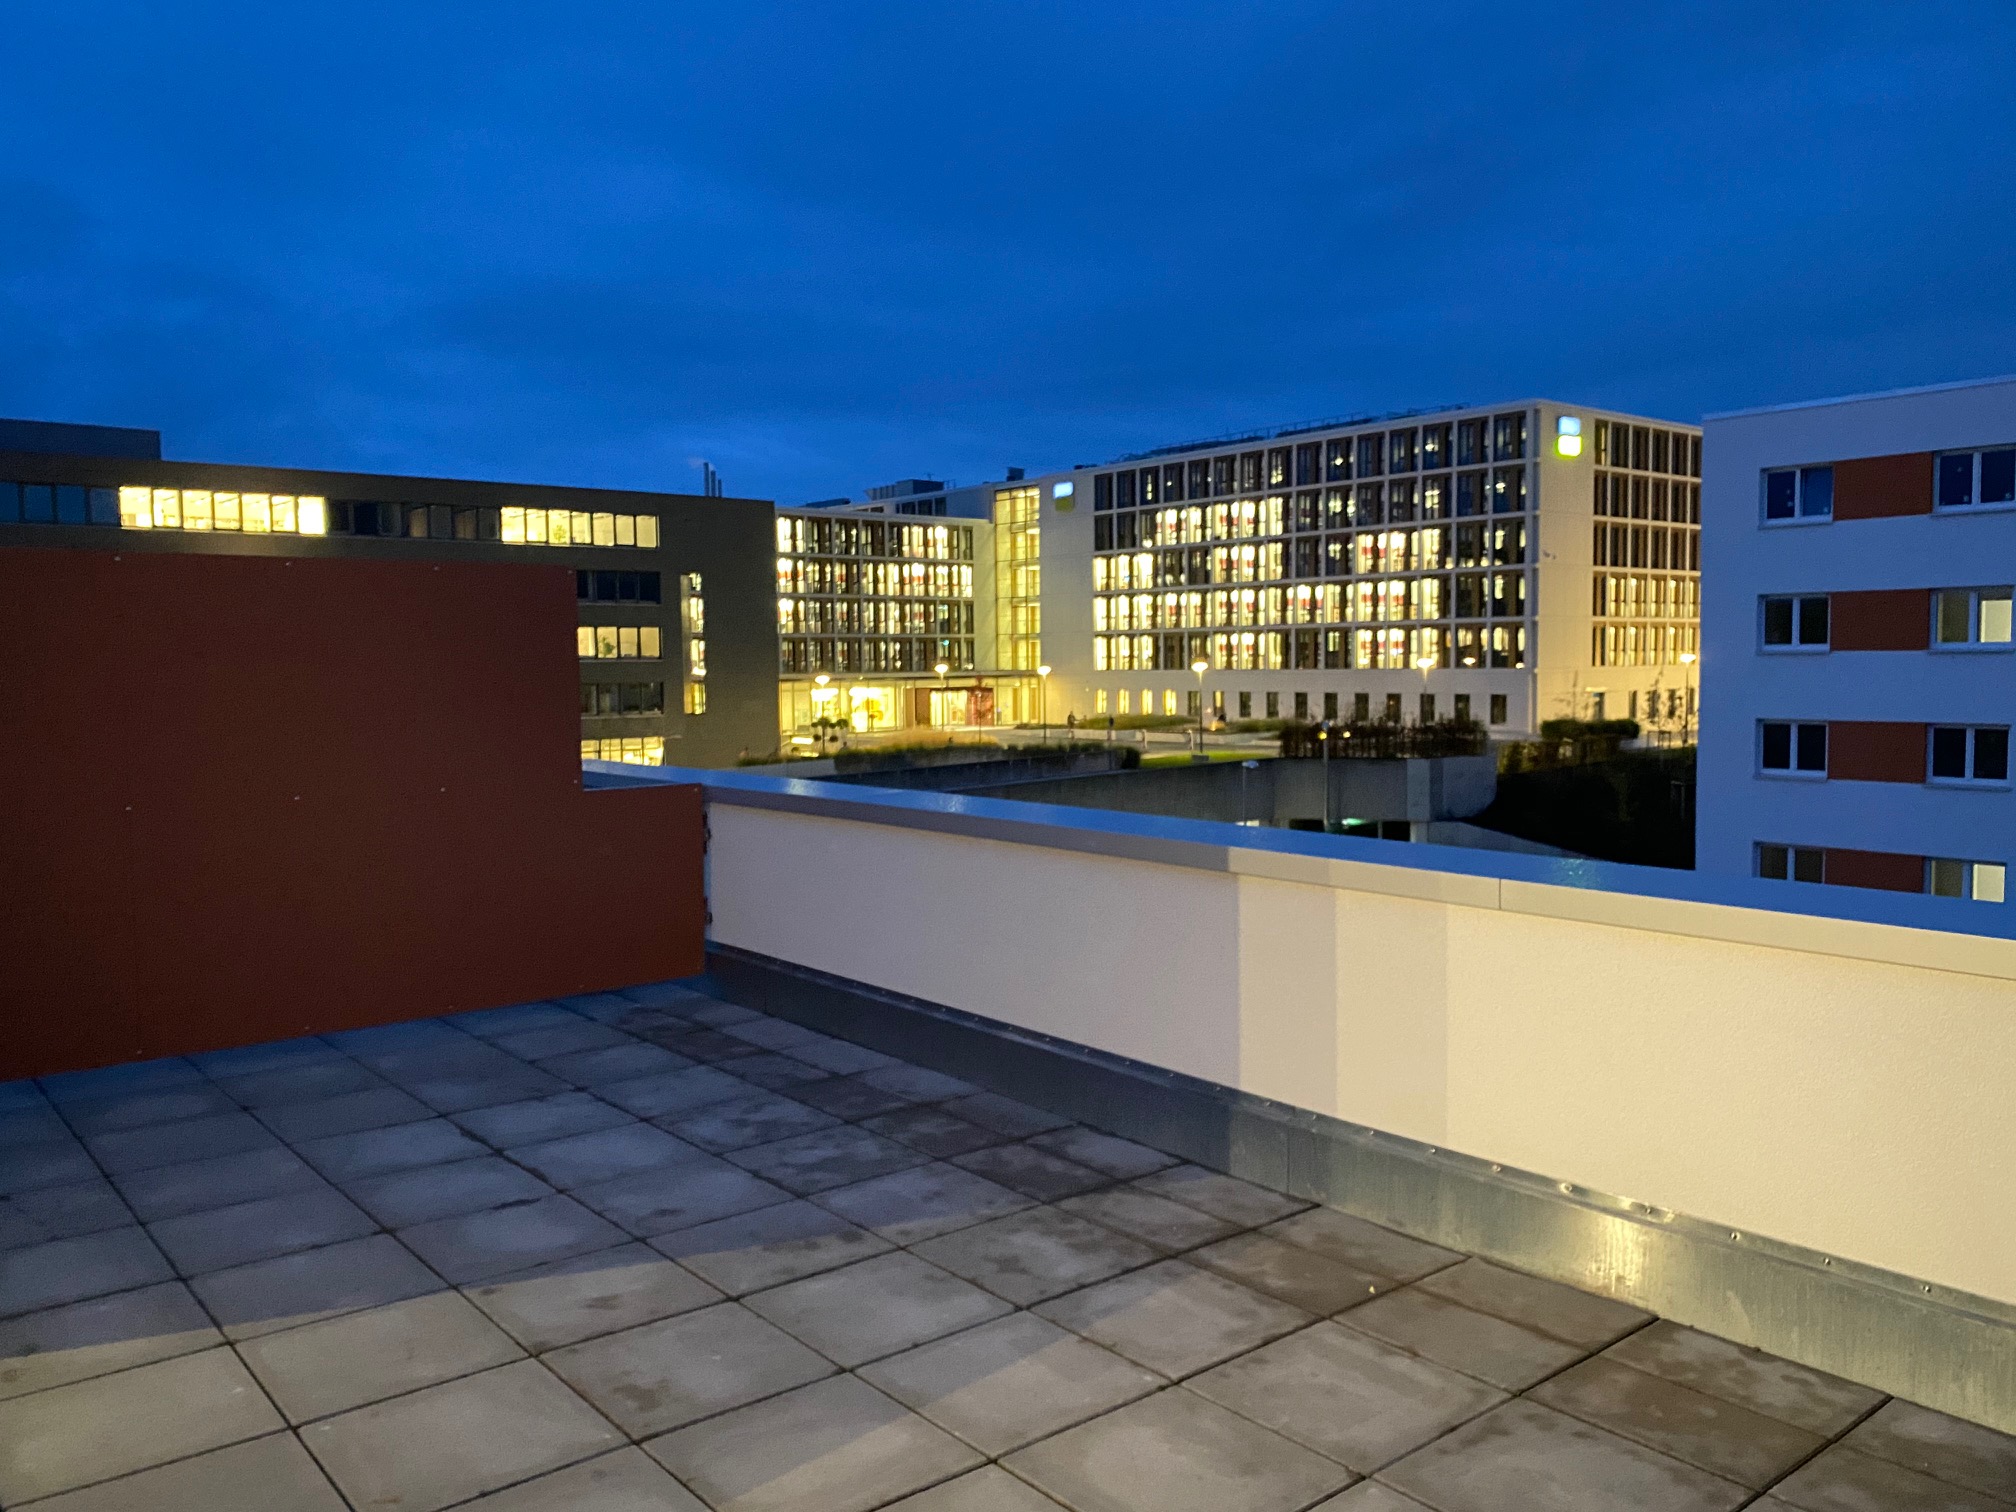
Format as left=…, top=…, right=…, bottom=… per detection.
left=0, top=979, right=2009, bottom=1512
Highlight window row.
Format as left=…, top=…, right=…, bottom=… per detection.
left=1593, top=524, right=1700, bottom=571
left=1759, top=721, right=2010, bottom=782
left=581, top=737, right=666, bottom=767
left=1093, top=471, right=1527, bottom=548
left=576, top=624, right=665, bottom=660
left=1591, top=573, right=1699, bottom=620
left=499, top=506, right=658, bottom=549
left=775, top=516, right=973, bottom=562
left=1094, top=686, right=1513, bottom=726
left=1095, top=522, right=1527, bottom=590
left=1095, top=573, right=1529, bottom=631
left=1759, top=588, right=2014, bottom=650
left=1591, top=623, right=1700, bottom=667
left=1763, top=450, right=2016, bottom=523
left=1095, top=624, right=1527, bottom=673
left=1593, top=422, right=1701, bottom=477
left=1095, top=415, right=1532, bottom=508
left=580, top=681, right=666, bottom=717
left=776, top=559, right=974, bottom=600
left=1757, top=844, right=2005, bottom=902
left=779, top=637, right=977, bottom=675
left=779, top=598, right=974, bottom=636
left=119, top=486, right=328, bottom=535
left=577, top=570, right=661, bottom=604
left=3, top=481, right=119, bottom=525
left=1593, top=473, right=1700, bottom=522
left=679, top=573, right=706, bottom=715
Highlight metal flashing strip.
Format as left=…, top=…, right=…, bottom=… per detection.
left=685, top=769, right=2016, bottom=982
left=702, top=943, right=2016, bottom=1435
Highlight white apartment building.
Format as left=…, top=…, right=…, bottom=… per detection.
left=1698, top=376, right=2016, bottom=913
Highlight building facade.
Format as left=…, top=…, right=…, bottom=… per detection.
left=1698, top=376, right=2016, bottom=911
left=1062, top=400, right=1700, bottom=738
left=0, top=423, right=778, bottom=768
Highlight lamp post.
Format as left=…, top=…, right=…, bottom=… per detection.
left=1316, top=722, right=1332, bottom=831
left=1037, top=664, right=1051, bottom=744
left=1191, top=657, right=1209, bottom=754
left=1679, top=651, right=1698, bottom=745
left=934, top=661, right=951, bottom=744
left=1413, top=653, right=1437, bottom=728
left=812, top=672, right=831, bottom=755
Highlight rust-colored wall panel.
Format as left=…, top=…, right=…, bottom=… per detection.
left=1825, top=847, right=1926, bottom=893
left=1832, top=589, right=1931, bottom=651
left=1827, top=721, right=1928, bottom=784
left=0, top=547, right=705, bottom=1080
left=1834, top=452, right=1933, bottom=520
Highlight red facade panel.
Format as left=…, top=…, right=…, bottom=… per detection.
left=1824, top=847, right=1926, bottom=893
left=1831, top=589, right=1931, bottom=651
left=1833, top=452, right=1933, bottom=521
left=1826, top=721, right=1928, bottom=784
left=0, top=547, right=706, bottom=1080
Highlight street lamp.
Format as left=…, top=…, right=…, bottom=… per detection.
left=812, top=672, right=832, bottom=754
left=1191, top=658, right=1209, bottom=754
left=1316, top=721, right=1332, bottom=831
left=1679, top=651, right=1698, bottom=745
left=934, top=661, right=951, bottom=743
left=1413, top=653, right=1437, bottom=727
left=1037, top=664, right=1052, bottom=744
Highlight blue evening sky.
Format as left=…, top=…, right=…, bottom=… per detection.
left=4, top=2, right=2013, bottom=503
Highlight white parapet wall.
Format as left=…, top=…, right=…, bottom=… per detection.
left=690, top=778, right=2016, bottom=1317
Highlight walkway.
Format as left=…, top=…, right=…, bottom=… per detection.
left=1, top=982, right=2010, bottom=1510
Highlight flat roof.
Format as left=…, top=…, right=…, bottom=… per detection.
left=1705, top=373, right=2016, bottom=422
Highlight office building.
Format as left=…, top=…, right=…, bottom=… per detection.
left=1698, top=375, right=2016, bottom=907
left=0, top=420, right=779, bottom=768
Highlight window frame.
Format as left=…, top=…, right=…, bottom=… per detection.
left=1760, top=465, right=1834, bottom=526
left=1758, top=719, right=1828, bottom=778
left=1927, top=725, right=2011, bottom=786
left=1930, top=586, right=2015, bottom=650
left=1756, top=842, right=1826, bottom=883
left=1927, top=857, right=2008, bottom=902
left=1759, top=594, right=1830, bottom=652
left=1934, top=447, right=2016, bottom=514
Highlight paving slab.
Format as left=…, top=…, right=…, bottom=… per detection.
left=19, top=1430, right=348, bottom=1512
left=254, top=1085, right=435, bottom=1142
left=1190, top=1318, right=1506, bottom=1471
left=954, top=1143, right=1111, bottom=1202
left=1767, top=1443, right=2011, bottom=1511
left=294, top=1117, right=490, bottom=1180
left=596, top=1065, right=751, bottom=1119
left=239, top=1288, right=525, bottom=1422
left=743, top=1250, right=1013, bottom=1367
left=1189, top=1231, right=1390, bottom=1315
left=1379, top=1397, right=1751, bottom=1512
left=546, top=1300, right=835, bottom=1435
left=540, top=1042, right=696, bottom=1087
left=301, top=1358, right=625, bottom=1512
left=0, top=1178, right=136, bottom=1249
left=882, top=1466, right=1071, bottom=1510
left=666, top=1090, right=840, bottom=1152
left=189, top=1036, right=349, bottom=1077
left=1340, top=1284, right=1588, bottom=1391
left=1026, top=1127, right=1178, bottom=1179
left=85, top=1110, right=279, bottom=1173
left=940, top=1093, right=1073, bottom=1138
left=1131, top=1164, right=1309, bottom=1227
left=492, top=1021, right=637, bottom=1061
left=467, top=1240, right=723, bottom=1351
left=646, top=1373, right=984, bottom=1512
left=509, top=1123, right=708, bottom=1189
left=343, top=1154, right=556, bottom=1227
left=191, top=1231, right=446, bottom=1340
left=573, top=1159, right=793, bottom=1237
left=911, top=1204, right=1160, bottom=1306
left=814, top=1161, right=1033, bottom=1245
left=146, top=1185, right=377, bottom=1276
left=1003, top=1385, right=1354, bottom=1512
left=728, top=1125, right=933, bottom=1195
left=0, top=1280, right=221, bottom=1401
left=112, top=1146, right=326, bottom=1222
left=791, top=1074, right=920, bottom=1120
left=860, top=1310, right=1163, bottom=1455
left=1602, top=1320, right=1884, bottom=1437
left=0, top=1345, right=284, bottom=1503
left=1531, top=1353, right=1826, bottom=1487
left=211, top=1059, right=385, bottom=1109
left=1841, top=1399, right=2016, bottom=1504
left=405, top=1067, right=572, bottom=1115
left=398, top=1192, right=628, bottom=1284
left=1310, top=1485, right=1437, bottom=1510
left=861, top=1105, right=1006, bottom=1158
left=1262, top=1208, right=1463, bottom=1283
left=454, top=1091, right=636, bottom=1147
left=0, top=1225, right=173, bottom=1317
left=724, top=1052, right=834, bottom=1091
left=60, top=1084, right=242, bottom=1135
left=1055, top=1187, right=1239, bottom=1252
left=40, top=1058, right=205, bottom=1104
left=1032, top=1258, right=1311, bottom=1378
left=650, top=1199, right=893, bottom=1295
left=449, top=1003, right=587, bottom=1038
left=1414, top=1258, right=1651, bottom=1349
left=461, top=1445, right=708, bottom=1510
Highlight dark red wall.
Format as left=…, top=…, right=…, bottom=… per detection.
left=0, top=546, right=705, bottom=1079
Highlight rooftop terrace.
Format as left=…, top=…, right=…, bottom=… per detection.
left=4, top=979, right=2012, bottom=1512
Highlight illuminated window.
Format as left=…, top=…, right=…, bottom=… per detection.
left=502, top=507, right=526, bottom=543
left=684, top=681, right=708, bottom=715
left=637, top=514, right=660, bottom=548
